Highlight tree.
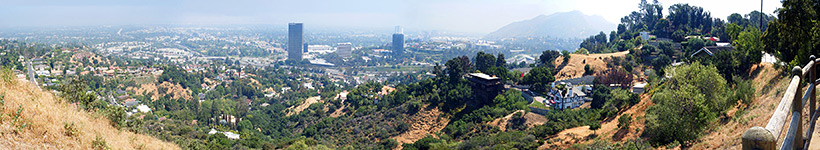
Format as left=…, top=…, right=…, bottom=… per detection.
left=445, top=56, right=472, bottom=82
left=618, top=114, right=633, bottom=130
left=653, top=54, right=672, bottom=74
left=728, top=13, right=749, bottom=27
left=645, top=62, right=728, bottom=144
left=609, top=31, right=619, bottom=45
left=59, top=78, right=96, bottom=109
left=474, top=51, right=496, bottom=73
left=522, top=66, right=555, bottom=94
left=685, top=38, right=705, bottom=56
left=594, top=68, right=632, bottom=89
left=711, top=18, right=729, bottom=41
left=584, top=64, right=593, bottom=75
left=653, top=18, right=671, bottom=38
left=538, top=50, right=560, bottom=68
left=495, top=53, right=506, bottom=68
left=561, top=50, right=571, bottom=62
left=580, top=32, right=610, bottom=53
left=590, top=85, right=611, bottom=109
left=762, top=0, right=819, bottom=67
left=617, top=24, right=627, bottom=35
left=589, top=121, right=601, bottom=135
left=726, top=23, right=743, bottom=42
left=671, top=30, right=685, bottom=41
left=734, top=26, right=763, bottom=64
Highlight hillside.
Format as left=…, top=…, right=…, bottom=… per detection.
left=0, top=73, right=178, bottom=149
left=539, top=63, right=790, bottom=149
left=552, top=51, right=629, bottom=80
left=484, top=10, right=615, bottom=39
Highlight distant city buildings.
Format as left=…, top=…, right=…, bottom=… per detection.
left=288, top=23, right=303, bottom=61
left=337, top=42, right=352, bottom=58
left=392, top=26, right=404, bottom=58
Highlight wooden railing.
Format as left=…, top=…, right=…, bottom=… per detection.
left=743, top=55, right=820, bottom=150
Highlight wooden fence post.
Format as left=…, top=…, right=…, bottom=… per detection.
left=743, top=126, right=777, bottom=150
left=793, top=66, right=804, bottom=149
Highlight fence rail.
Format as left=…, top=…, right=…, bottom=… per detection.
left=742, top=55, right=820, bottom=150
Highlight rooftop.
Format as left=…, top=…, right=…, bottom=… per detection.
left=467, top=73, right=500, bottom=80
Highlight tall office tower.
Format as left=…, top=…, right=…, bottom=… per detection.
left=288, top=23, right=303, bottom=61
left=392, top=26, right=404, bottom=57
left=337, top=42, right=352, bottom=58
left=303, top=43, right=309, bottom=53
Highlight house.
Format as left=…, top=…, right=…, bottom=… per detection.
left=632, top=82, right=647, bottom=94
left=465, top=73, right=504, bottom=104
left=208, top=129, right=241, bottom=140
left=690, top=46, right=735, bottom=57
left=547, top=82, right=587, bottom=110
left=135, top=104, right=151, bottom=113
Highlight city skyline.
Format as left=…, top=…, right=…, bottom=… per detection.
left=0, top=0, right=782, bottom=34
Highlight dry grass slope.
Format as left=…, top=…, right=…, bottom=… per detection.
left=0, top=77, right=178, bottom=149
left=552, top=51, right=629, bottom=80
left=535, top=63, right=791, bottom=149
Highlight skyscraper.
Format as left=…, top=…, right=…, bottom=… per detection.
left=392, top=26, right=404, bottom=57
left=288, top=23, right=303, bottom=61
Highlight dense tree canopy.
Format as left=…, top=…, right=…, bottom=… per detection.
left=645, top=62, right=728, bottom=144
left=762, top=0, right=820, bottom=68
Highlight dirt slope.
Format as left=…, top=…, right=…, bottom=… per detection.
left=128, top=81, right=192, bottom=101
left=390, top=106, right=449, bottom=148
left=538, top=92, right=654, bottom=149
left=0, top=76, right=178, bottom=149
left=553, top=51, right=629, bottom=80
left=488, top=110, right=548, bottom=131
left=287, top=96, right=322, bottom=117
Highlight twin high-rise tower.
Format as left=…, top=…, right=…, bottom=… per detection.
left=288, top=23, right=303, bottom=61
left=392, top=26, right=404, bottom=57
left=288, top=24, right=404, bottom=62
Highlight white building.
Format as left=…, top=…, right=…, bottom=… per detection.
left=337, top=42, right=352, bottom=58
left=547, top=82, right=586, bottom=110
left=208, top=129, right=240, bottom=140
left=307, top=45, right=334, bottom=54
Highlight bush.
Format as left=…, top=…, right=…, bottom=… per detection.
left=64, top=122, right=79, bottom=137
left=618, top=114, right=632, bottom=129
left=92, top=135, right=110, bottom=150
left=645, top=62, right=728, bottom=144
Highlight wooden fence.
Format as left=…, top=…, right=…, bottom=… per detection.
left=742, top=55, right=820, bottom=150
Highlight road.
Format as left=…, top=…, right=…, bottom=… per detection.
left=26, top=59, right=37, bottom=86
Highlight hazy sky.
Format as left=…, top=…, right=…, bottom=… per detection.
left=0, top=0, right=782, bottom=34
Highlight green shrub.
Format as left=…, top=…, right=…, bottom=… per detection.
left=92, top=135, right=110, bottom=150
left=618, top=114, right=632, bottom=129
left=64, top=122, right=79, bottom=137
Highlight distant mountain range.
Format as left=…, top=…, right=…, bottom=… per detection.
left=484, top=10, right=616, bottom=39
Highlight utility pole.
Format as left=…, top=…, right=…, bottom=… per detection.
left=760, top=0, right=764, bottom=30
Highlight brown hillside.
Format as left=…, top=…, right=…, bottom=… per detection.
left=286, top=96, right=322, bottom=117
left=390, top=106, right=449, bottom=149
left=553, top=51, right=629, bottom=80
left=538, top=92, right=654, bottom=149
left=536, top=63, right=791, bottom=149
left=128, top=81, right=192, bottom=101
left=0, top=77, right=178, bottom=149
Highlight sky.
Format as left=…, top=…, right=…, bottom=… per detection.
left=0, top=0, right=783, bottom=34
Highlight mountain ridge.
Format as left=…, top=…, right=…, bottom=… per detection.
left=485, top=10, right=616, bottom=39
